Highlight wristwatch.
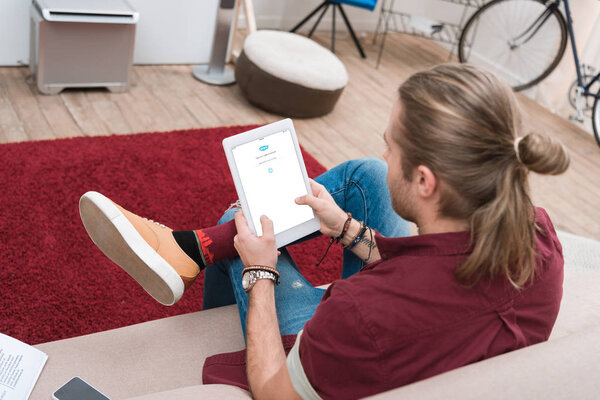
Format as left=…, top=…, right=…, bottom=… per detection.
left=242, top=269, right=278, bottom=292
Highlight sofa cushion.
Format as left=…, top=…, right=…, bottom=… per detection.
left=557, top=230, right=600, bottom=275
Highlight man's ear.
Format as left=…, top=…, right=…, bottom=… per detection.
left=415, top=165, right=437, bottom=199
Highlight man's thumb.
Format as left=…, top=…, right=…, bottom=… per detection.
left=260, top=215, right=274, bottom=236
left=296, top=194, right=316, bottom=207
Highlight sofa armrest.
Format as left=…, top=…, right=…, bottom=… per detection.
left=32, top=305, right=244, bottom=400
left=367, top=324, right=600, bottom=399
left=551, top=270, right=600, bottom=339
left=124, top=384, right=251, bottom=399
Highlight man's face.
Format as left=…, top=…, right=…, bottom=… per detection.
left=383, top=101, right=418, bottom=223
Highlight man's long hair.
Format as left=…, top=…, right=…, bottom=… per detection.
left=396, top=64, right=569, bottom=288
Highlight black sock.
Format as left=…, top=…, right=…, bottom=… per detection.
left=172, top=231, right=206, bottom=270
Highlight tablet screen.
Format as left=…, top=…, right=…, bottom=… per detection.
left=231, top=130, right=315, bottom=236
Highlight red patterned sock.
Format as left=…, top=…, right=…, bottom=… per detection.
left=195, top=219, right=238, bottom=266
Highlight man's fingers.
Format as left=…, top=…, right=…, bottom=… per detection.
left=234, top=210, right=252, bottom=236
left=260, top=215, right=274, bottom=237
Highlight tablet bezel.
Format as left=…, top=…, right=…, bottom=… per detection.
left=222, top=119, right=321, bottom=248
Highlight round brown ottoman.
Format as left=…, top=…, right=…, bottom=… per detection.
left=235, top=30, right=348, bottom=118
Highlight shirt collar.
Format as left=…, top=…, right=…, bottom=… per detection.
left=375, top=230, right=472, bottom=260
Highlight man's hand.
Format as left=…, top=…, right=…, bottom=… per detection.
left=297, top=179, right=382, bottom=263
left=296, top=179, right=348, bottom=237
left=235, top=212, right=302, bottom=400
left=233, top=211, right=278, bottom=267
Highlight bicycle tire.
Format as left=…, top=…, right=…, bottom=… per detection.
left=458, top=0, right=568, bottom=91
left=592, top=90, right=600, bottom=147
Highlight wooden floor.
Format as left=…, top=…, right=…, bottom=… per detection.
left=1, top=33, right=599, bottom=240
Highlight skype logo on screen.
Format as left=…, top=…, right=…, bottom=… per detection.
left=259, top=145, right=269, bottom=151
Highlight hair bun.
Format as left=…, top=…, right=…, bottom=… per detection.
left=517, top=132, right=570, bottom=175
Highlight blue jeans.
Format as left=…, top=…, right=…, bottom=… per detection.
left=203, top=158, right=410, bottom=338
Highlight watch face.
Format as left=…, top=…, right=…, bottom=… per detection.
left=242, top=272, right=251, bottom=290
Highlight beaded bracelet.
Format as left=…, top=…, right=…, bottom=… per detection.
left=334, top=213, right=353, bottom=244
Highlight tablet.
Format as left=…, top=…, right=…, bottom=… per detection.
left=223, top=119, right=320, bottom=248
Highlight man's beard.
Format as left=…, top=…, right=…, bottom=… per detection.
left=389, top=178, right=417, bottom=224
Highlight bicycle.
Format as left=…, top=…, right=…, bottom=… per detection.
left=457, top=0, right=600, bottom=146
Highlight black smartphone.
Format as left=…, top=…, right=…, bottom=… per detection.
left=52, top=377, right=110, bottom=400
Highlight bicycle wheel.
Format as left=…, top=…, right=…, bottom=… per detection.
left=592, top=90, right=600, bottom=147
left=458, top=0, right=568, bottom=91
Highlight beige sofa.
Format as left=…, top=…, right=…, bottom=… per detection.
left=31, top=231, right=600, bottom=399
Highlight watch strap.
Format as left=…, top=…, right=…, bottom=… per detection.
left=242, top=265, right=280, bottom=285
left=243, top=269, right=279, bottom=292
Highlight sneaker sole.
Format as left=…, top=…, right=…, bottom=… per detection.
left=79, top=191, right=185, bottom=306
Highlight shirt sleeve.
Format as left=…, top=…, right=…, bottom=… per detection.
left=298, top=282, right=386, bottom=400
left=286, top=330, right=323, bottom=400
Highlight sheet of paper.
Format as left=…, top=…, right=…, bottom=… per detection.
left=0, top=333, right=48, bottom=400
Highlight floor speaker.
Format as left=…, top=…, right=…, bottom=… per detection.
left=192, top=0, right=237, bottom=86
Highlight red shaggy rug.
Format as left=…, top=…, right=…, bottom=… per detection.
left=0, top=126, right=342, bottom=345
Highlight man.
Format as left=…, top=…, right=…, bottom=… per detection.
left=80, top=64, right=569, bottom=399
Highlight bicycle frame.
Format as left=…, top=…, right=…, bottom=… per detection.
left=460, top=0, right=600, bottom=141
left=562, top=0, right=600, bottom=98
left=511, top=0, right=600, bottom=99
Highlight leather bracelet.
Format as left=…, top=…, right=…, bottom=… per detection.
left=342, top=220, right=362, bottom=249
left=315, top=212, right=352, bottom=268
left=243, top=264, right=277, bottom=270
left=348, top=223, right=368, bottom=250
left=243, top=265, right=279, bottom=275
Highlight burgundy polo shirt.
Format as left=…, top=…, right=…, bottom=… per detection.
left=203, top=207, right=564, bottom=399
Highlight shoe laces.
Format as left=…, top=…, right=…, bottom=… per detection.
left=225, top=199, right=242, bottom=213
left=143, top=217, right=166, bottom=229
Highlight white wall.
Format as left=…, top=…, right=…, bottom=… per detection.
left=128, top=0, right=219, bottom=64
left=252, top=0, right=382, bottom=31
left=1, top=0, right=221, bottom=65
left=0, top=0, right=465, bottom=66
left=1, top=0, right=32, bottom=66
left=255, top=0, right=465, bottom=32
